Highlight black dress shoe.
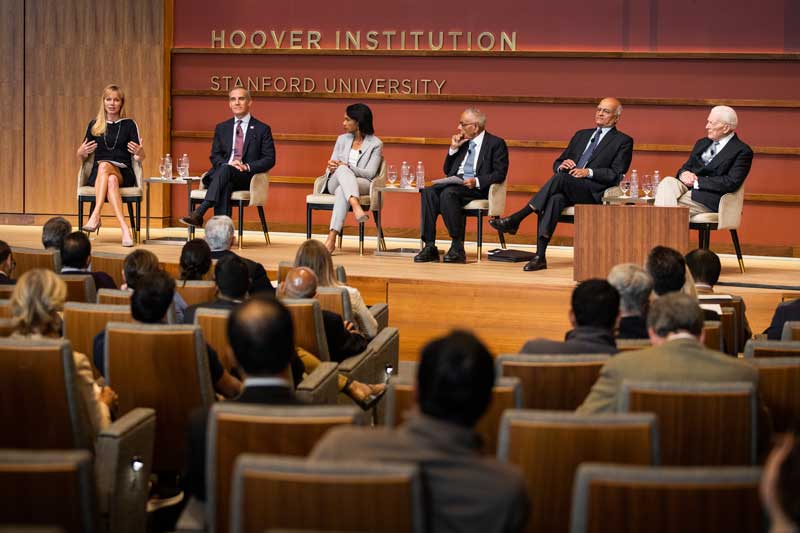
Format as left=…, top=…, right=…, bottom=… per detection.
left=522, top=255, right=547, bottom=271
left=489, top=216, right=520, bottom=235
left=443, top=247, right=467, bottom=264
left=179, top=213, right=204, bottom=227
left=414, top=245, right=440, bottom=263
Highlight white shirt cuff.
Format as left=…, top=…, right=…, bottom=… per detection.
left=693, top=178, right=700, bottom=189
left=475, top=178, right=481, bottom=188
left=448, top=148, right=458, bottom=156
left=587, top=169, right=593, bottom=177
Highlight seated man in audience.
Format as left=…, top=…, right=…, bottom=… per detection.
left=311, top=330, right=530, bottom=533
left=121, top=249, right=188, bottom=322
left=577, top=292, right=758, bottom=414
left=204, top=215, right=274, bottom=295
left=764, top=297, right=800, bottom=340
left=0, top=240, right=15, bottom=284
left=761, top=427, right=800, bottom=532
left=41, top=216, right=72, bottom=250
left=59, top=231, right=117, bottom=289
left=607, top=263, right=652, bottom=339
left=521, top=279, right=619, bottom=354
left=92, top=270, right=241, bottom=398
left=686, top=247, right=752, bottom=348
left=182, top=254, right=250, bottom=324
left=184, top=296, right=300, bottom=501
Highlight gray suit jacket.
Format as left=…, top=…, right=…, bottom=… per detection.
left=326, top=133, right=383, bottom=181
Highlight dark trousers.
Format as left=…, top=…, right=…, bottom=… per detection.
left=530, top=172, right=603, bottom=239
left=203, top=165, right=252, bottom=216
left=421, top=184, right=484, bottom=244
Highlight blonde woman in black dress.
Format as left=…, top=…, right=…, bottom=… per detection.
left=76, top=84, right=145, bottom=247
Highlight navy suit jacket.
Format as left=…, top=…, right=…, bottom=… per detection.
left=677, top=134, right=753, bottom=212
left=443, top=131, right=509, bottom=199
left=207, top=116, right=276, bottom=176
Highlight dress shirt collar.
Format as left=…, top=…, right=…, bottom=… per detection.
left=234, top=113, right=251, bottom=127
left=243, top=376, right=292, bottom=389
left=61, top=266, right=91, bottom=274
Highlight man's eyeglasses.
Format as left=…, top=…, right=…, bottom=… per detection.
left=459, top=121, right=478, bottom=128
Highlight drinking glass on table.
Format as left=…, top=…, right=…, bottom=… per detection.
left=641, top=174, right=653, bottom=198
left=158, top=157, right=167, bottom=179
left=619, top=175, right=630, bottom=197
left=387, top=165, right=397, bottom=187
left=407, top=171, right=416, bottom=189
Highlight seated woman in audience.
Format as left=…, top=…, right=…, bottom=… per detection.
left=76, top=84, right=145, bottom=247
left=10, top=269, right=117, bottom=437
left=761, top=427, right=800, bottom=532
left=321, top=103, right=383, bottom=254
left=178, top=238, right=213, bottom=284
left=294, top=239, right=379, bottom=339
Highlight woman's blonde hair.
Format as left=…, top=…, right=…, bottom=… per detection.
left=90, top=84, right=127, bottom=137
left=11, top=269, right=67, bottom=337
left=293, top=240, right=340, bottom=287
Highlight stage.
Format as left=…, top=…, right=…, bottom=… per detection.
left=3, top=224, right=797, bottom=360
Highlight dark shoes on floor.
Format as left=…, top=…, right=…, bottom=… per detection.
left=179, top=213, right=204, bottom=227
left=443, top=245, right=467, bottom=264
left=489, top=216, right=520, bottom=235
left=414, top=244, right=440, bottom=263
left=523, top=255, right=547, bottom=271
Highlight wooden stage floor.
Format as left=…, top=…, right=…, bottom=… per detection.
left=3, top=224, right=798, bottom=360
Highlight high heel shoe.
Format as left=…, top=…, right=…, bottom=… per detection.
left=355, top=213, right=369, bottom=223
left=81, top=219, right=102, bottom=234
left=121, top=227, right=134, bottom=248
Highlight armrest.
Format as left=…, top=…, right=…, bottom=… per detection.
left=94, top=407, right=156, bottom=533
left=77, top=155, right=95, bottom=190
left=369, top=173, right=387, bottom=210
left=487, top=182, right=506, bottom=217
left=366, top=327, right=400, bottom=384
left=717, top=186, right=745, bottom=230
left=248, top=172, right=269, bottom=207
left=313, top=175, right=327, bottom=195
left=297, top=361, right=339, bottom=405
left=369, top=303, right=389, bottom=331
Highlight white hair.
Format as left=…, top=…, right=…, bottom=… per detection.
left=463, top=107, right=486, bottom=128
left=710, top=105, right=738, bottom=129
left=204, top=216, right=234, bottom=252
left=608, top=263, right=653, bottom=315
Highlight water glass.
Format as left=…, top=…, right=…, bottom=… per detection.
left=620, top=180, right=631, bottom=197
left=158, top=158, right=167, bottom=179
left=407, top=171, right=416, bottom=189
left=641, top=174, right=653, bottom=198
left=178, top=163, right=189, bottom=179
left=387, top=165, right=397, bottom=186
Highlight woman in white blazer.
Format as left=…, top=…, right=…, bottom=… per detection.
left=323, top=103, right=383, bottom=253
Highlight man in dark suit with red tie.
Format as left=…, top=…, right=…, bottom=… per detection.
left=414, top=108, right=509, bottom=264
left=181, top=87, right=276, bottom=226
left=491, top=97, right=634, bottom=271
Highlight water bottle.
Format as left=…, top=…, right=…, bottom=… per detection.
left=179, top=154, right=190, bottom=178
left=400, top=161, right=410, bottom=188
left=164, top=153, right=173, bottom=179
left=653, top=169, right=660, bottom=195
left=630, top=169, right=639, bottom=198
left=416, top=161, right=425, bottom=189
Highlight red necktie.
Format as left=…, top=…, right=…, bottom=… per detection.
left=233, top=120, right=244, bottom=160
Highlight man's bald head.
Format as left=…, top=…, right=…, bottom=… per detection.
left=281, top=266, right=318, bottom=299
left=227, top=296, right=294, bottom=376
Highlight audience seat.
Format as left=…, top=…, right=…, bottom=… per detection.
left=0, top=285, right=13, bottom=298
left=193, top=308, right=233, bottom=369
left=12, top=247, right=60, bottom=276
left=743, top=339, right=800, bottom=359
left=230, top=455, right=423, bottom=533
left=497, top=354, right=609, bottom=410
left=703, top=320, right=723, bottom=352
left=0, top=318, right=12, bottom=337
left=782, top=321, right=800, bottom=341
left=615, top=339, right=651, bottom=352
left=462, top=181, right=508, bottom=261
left=0, top=299, right=10, bottom=318
left=497, top=410, right=658, bottom=533
left=316, top=285, right=354, bottom=322
left=569, top=464, right=762, bottom=533
left=89, top=251, right=126, bottom=288
left=0, top=337, right=155, bottom=533
left=620, top=379, right=756, bottom=465
left=104, top=322, right=214, bottom=474
left=59, top=274, right=97, bottom=304
left=750, top=357, right=800, bottom=433
left=277, top=261, right=346, bottom=285
left=698, top=294, right=748, bottom=353
left=175, top=280, right=217, bottom=307
left=0, top=449, right=96, bottom=533
left=62, top=303, right=132, bottom=358
left=96, top=288, right=131, bottom=305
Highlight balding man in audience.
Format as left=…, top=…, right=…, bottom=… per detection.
left=312, top=330, right=530, bottom=533
left=607, top=263, right=653, bottom=339
left=577, top=292, right=758, bottom=414
left=185, top=297, right=300, bottom=502
left=0, top=240, right=15, bottom=284
left=204, top=215, right=273, bottom=295
left=41, top=216, right=72, bottom=250
left=656, top=105, right=753, bottom=216
left=521, top=279, right=619, bottom=355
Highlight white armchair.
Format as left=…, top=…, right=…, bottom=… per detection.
left=462, top=180, right=508, bottom=261
left=77, top=154, right=143, bottom=243
left=689, top=184, right=746, bottom=273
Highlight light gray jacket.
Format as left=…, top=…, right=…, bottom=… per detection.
left=325, top=133, right=383, bottom=181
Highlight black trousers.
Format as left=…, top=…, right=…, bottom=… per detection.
left=203, top=165, right=252, bottom=216
left=420, top=184, right=484, bottom=244
left=530, top=172, right=603, bottom=239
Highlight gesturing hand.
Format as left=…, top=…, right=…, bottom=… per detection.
left=77, top=139, right=97, bottom=159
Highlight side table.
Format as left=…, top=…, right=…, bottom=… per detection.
left=374, top=186, right=424, bottom=257
left=144, top=176, right=201, bottom=245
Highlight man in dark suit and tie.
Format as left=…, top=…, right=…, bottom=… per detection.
left=181, top=87, right=276, bottom=226
left=491, top=97, right=633, bottom=271
left=655, top=105, right=752, bottom=216
left=414, top=108, right=509, bottom=264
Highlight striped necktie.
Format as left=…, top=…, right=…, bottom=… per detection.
left=703, top=141, right=719, bottom=164
left=463, top=141, right=477, bottom=179
left=577, top=129, right=602, bottom=168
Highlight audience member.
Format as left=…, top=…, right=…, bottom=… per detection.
left=183, top=254, right=250, bottom=324
left=311, top=330, right=530, bottom=533
left=184, top=297, right=299, bottom=501
left=607, top=263, right=652, bottom=339
left=121, top=249, right=188, bottom=322
left=205, top=215, right=274, bottom=295
left=10, top=269, right=116, bottom=437
left=520, top=279, right=619, bottom=354
left=41, top=216, right=72, bottom=250
left=765, top=297, right=800, bottom=341
left=646, top=246, right=688, bottom=296
left=0, top=240, right=15, bottom=284
left=294, top=239, right=378, bottom=338
left=178, top=238, right=212, bottom=282
left=761, top=429, right=800, bottom=532
left=59, top=231, right=117, bottom=289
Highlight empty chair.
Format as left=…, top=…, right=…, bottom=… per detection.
left=783, top=321, right=800, bottom=341
left=62, top=302, right=132, bottom=358
left=12, top=247, right=60, bottom=276
left=750, top=357, right=800, bottom=433
left=207, top=403, right=368, bottom=533
left=497, top=354, right=609, bottom=410
left=0, top=450, right=96, bottom=533
left=96, top=288, right=131, bottom=305
left=498, top=410, right=658, bottom=533
left=570, top=464, right=762, bottom=533
left=175, top=280, right=217, bottom=307
left=744, top=339, right=800, bottom=359
left=59, top=274, right=97, bottom=303
left=230, top=454, right=423, bottom=533
left=620, top=380, right=756, bottom=465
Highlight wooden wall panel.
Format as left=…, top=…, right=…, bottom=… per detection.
left=0, top=0, right=24, bottom=213
left=23, top=0, right=166, bottom=220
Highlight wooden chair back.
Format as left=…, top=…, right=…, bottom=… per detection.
left=570, top=464, right=762, bottom=533
left=498, top=410, right=657, bottom=533
left=0, top=450, right=96, bottom=533
left=90, top=252, right=126, bottom=288
left=782, top=292, right=800, bottom=302
left=0, top=318, right=13, bottom=337
left=281, top=298, right=330, bottom=360
left=0, top=285, right=14, bottom=299
left=0, top=337, right=90, bottom=449
left=703, top=320, right=723, bottom=351
left=209, top=403, right=367, bottom=533
left=744, top=339, right=800, bottom=359
left=194, top=307, right=234, bottom=370
left=718, top=308, right=736, bottom=356
left=783, top=321, right=800, bottom=341
left=159, top=261, right=181, bottom=280
left=497, top=355, right=609, bottom=410
left=62, top=303, right=132, bottom=359
left=700, top=296, right=745, bottom=354
left=316, top=286, right=353, bottom=322
left=615, top=339, right=651, bottom=352
left=230, top=455, right=422, bottom=533
left=0, top=299, right=10, bottom=318
left=175, top=280, right=217, bottom=307
left=621, top=380, right=756, bottom=465
left=751, top=357, right=800, bottom=433
left=59, top=274, right=97, bottom=303
left=105, top=323, right=214, bottom=472
left=12, top=247, right=60, bottom=276
left=96, top=288, right=131, bottom=305
left=277, top=261, right=293, bottom=284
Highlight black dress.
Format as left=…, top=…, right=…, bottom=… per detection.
left=84, top=118, right=141, bottom=187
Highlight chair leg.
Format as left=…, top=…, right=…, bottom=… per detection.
left=135, top=200, right=142, bottom=243
left=126, top=202, right=136, bottom=239
left=338, top=227, right=344, bottom=250
left=730, top=229, right=745, bottom=273
left=476, top=212, right=484, bottom=261
left=306, top=205, right=313, bottom=239
left=78, top=199, right=84, bottom=232
left=359, top=221, right=365, bottom=256
left=257, top=206, right=270, bottom=245
left=374, top=210, right=386, bottom=251
left=237, top=201, right=244, bottom=250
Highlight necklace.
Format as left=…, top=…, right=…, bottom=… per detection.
left=103, top=120, right=122, bottom=151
